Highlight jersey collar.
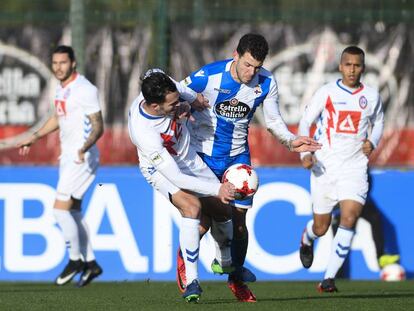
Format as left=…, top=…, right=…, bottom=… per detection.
left=336, top=79, right=364, bottom=95
left=139, top=100, right=164, bottom=120
left=60, top=72, right=79, bottom=88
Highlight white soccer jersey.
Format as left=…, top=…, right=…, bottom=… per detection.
left=181, top=59, right=295, bottom=158
left=54, top=73, right=101, bottom=157
left=128, top=93, right=221, bottom=197
left=299, top=79, right=384, bottom=171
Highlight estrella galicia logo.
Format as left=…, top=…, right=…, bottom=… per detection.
left=215, top=98, right=250, bottom=119
left=359, top=96, right=368, bottom=109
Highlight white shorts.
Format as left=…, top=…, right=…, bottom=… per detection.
left=310, top=167, right=368, bottom=214
left=56, top=152, right=99, bottom=201
left=140, top=155, right=219, bottom=201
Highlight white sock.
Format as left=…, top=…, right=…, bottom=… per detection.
left=180, top=217, right=200, bottom=285
left=71, top=210, right=95, bottom=262
left=210, top=219, right=233, bottom=267
left=302, top=220, right=318, bottom=245
left=54, top=209, right=81, bottom=261
left=324, top=226, right=354, bottom=279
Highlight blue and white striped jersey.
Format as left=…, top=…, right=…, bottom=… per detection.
left=181, top=59, right=295, bottom=158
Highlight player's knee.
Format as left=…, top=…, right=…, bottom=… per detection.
left=175, top=193, right=201, bottom=219
left=340, top=215, right=358, bottom=228
left=233, top=224, right=247, bottom=239
left=313, top=222, right=329, bottom=236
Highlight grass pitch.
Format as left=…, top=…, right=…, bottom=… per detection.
left=0, top=280, right=413, bottom=310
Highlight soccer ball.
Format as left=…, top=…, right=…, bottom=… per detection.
left=222, top=163, right=259, bottom=200
left=380, top=263, right=406, bottom=282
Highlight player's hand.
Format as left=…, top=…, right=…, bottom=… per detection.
left=75, top=149, right=86, bottom=164
left=218, top=182, right=235, bottom=204
left=17, top=134, right=39, bottom=156
left=290, top=136, right=322, bottom=153
left=362, top=139, right=374, bottom=157
left=190, top=93, right=210, bottom=112
left=175, top=102, right=195, bottom=122
left=301, top=153, right=316, bottom=169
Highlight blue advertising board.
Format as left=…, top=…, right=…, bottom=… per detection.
left=0, top=167, right=411, bottom=281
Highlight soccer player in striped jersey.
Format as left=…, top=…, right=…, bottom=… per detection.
left=298, top=46, right=384, bottom=292
left=179, top=33, right=321, bottom=302
left=18, top=45, right=104, bottom=287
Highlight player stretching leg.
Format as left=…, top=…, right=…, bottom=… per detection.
left=128, top=70, right=235, bottom=303
left=298, top=46, right=384, bottom=292
left=18, top=45, right=104, bottom=287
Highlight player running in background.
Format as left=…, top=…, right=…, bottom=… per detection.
left=17, top=45, right=104, bottom=287
left=128, top=69, right=236, bottom=303
left=298, top=46, right=384, bottom=292
left=179, top=33, right=321, bottom=302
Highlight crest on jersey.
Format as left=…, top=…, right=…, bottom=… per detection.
left=254, top=84, right=262, bottom=96
left=359, top=96, right=368, bottom=109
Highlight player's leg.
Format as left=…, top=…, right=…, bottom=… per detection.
left=226, top=206, right=257, bottom=302
left=231, top=207, right=248, bottom=275
left=53, top=155, right=90, bottom=285
left=200, top=196, right=234, bottom=274
left=141, top=167, right=202, bottom=302
left=171, top=190, right=203, bottom=302
left=300, top=171, right=336, bottom=269
left=224, top=154, right=256, bottom=302
left=318, top=171, right=369, bottom=292
left=189, top=152, right=255, bottom=302
left=63, top=154, right=102, bottom=287
left=70, top=199, right=103, bottom=287
left=322, top=200, right=363, bottom=283
left=53, top=198, right=84, bottom=285
left=196, top=152, right=252, bottom=277
left=176, top=211, right=211, bottom=293
left=300, top=212, right=331, bottom=269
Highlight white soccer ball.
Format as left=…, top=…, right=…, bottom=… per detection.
left=380, top=263, right=406, bottom=282
left=222, top=163, right=259, bottom=200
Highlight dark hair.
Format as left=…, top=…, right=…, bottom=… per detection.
left=341, top=46, right=365, bottom=63
left=53, top=45, right=76, bottom=62
left=141, top=72, right=177, bottom=104
left=236, top=33, right=269, bottom=62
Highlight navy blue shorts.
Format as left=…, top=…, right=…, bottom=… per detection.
left=198, top=152, right=252, bottom=208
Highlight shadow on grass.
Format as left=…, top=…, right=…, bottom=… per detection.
left=201, top=292, right=414, bottom=305
left=0, top=284, right=79, bottom=294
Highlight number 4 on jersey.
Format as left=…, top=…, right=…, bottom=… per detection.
left=336, top=111, right=361, bottom=134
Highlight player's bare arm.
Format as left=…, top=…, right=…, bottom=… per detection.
left=289, top=136, right=322, bottom=153
left=362, top=139, right=374, bottom=157
left=77, top=111, right=104, bottom=162
left=17, top=115, right=59, bottom=156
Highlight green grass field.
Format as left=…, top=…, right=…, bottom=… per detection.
left=0, top=280, right=413, bottom=310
